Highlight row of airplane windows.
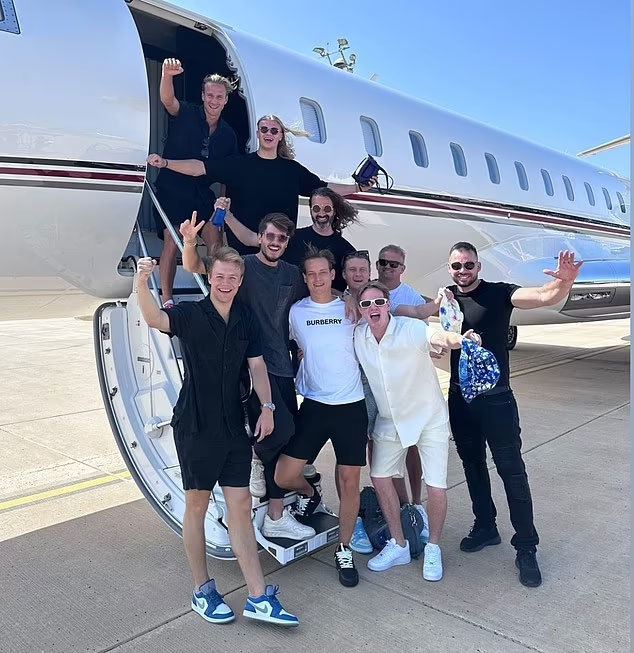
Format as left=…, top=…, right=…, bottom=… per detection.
left=299, top=98, right=628, bottom=215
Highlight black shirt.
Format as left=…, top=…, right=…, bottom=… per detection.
left=163, top=298, right=262, bottom=437
left=448, top=280, right=520, bottom=392
left=157, top=102, right=238, bottom=196
left=237, top=255, right=307, bottom=377
left=283, top=227, right=355, bottom=292
left=204, top=153, right=326, bottom=254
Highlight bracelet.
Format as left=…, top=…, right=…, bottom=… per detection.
left=164, top=158, right=169, bottom=168
left=184, top=240, right=196, bottom=246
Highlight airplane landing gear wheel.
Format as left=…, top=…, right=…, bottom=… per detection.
left=506, top=326, right=518, bottom=350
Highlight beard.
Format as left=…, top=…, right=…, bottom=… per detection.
left=260, top=246, right=282, bottom=263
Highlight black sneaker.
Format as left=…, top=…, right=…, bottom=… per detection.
left=334, top=544, right=359, bottom=587
left=460, top=525, right=502, bottom=552
left=292, top=487, right=321, bottom=524
left=515, top=548, right=542, bottom=587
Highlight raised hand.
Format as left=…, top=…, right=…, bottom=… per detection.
left=180, top=211, right=205, bottom=243
left=137, top=257, right=157, bottom=283
left=147, top=154, right=166, bottom=168
left=543, top=250, right=583, bottom=283
left=214, top=197, right=231, bottom=212
left=358, top=175, right=378, bottom=192
left=463, top=329, right=482, bottom=346
left=162, top=58, right=183, bottom=76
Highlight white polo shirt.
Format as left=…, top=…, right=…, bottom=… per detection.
left=290, top=296, right=363, bottom=405
left=389, top=283, right=425, bottom=312
left=354, top=315, right=448, bottom=446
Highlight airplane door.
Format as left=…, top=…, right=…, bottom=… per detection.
left=0, top=0, right=149, bottom=298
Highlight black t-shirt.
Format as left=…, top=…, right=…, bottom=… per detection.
left=448, top=280, right=520, bottom=392
left=204, top=153, right=326, bottom=254
left=157, top=102, right=238, bottom=196
left=163, top=298, right=261, bottom=437
left=283, top=227, right=355, bottom=292
left=238, top=255, right=307, bottom=377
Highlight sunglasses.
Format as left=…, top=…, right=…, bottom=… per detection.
left=263, top=232, right=289, bottom=243
left=450, top=262, right=477, bottom=271
left=378, top=258, right=402, bottom=269
left=311, top=205, right=333, bottom=213
left=259, top=126, right=281, bottom=135
left=343, top=249, right=370, bottom=264
left=359, top=297, right=388, bottom=309
left=201, top=136, right=210, bottom=159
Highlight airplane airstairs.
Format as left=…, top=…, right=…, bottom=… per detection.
left=94, top=184, right=338, bottom=564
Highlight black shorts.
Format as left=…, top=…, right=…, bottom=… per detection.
left=173, top=424, right=252, bottom=491
left=154, top=182, right=215, bottom=237
left=284, top=398, right=368, bottom=467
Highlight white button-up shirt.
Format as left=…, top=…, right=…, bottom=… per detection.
left=354, top=316, right=448, bottom=447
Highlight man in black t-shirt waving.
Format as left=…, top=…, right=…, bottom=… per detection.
left=446, top=242, right=582, bottom=588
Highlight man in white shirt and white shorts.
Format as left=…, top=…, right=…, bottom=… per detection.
left=275, top=247, right=368, bottom=588
left=354, top=280, right=479, bottom=582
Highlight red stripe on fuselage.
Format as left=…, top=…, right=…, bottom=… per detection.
left=0, top=166, right=144, bottom=183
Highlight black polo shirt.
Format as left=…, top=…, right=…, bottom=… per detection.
left=163, top=297, right=262, bottom=438
left=156, top=101, right=238, bottom=194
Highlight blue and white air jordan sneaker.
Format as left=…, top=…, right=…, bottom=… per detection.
left=192, top=579, right=235, bottom=624
left=243, top=584, right=299, bottom=627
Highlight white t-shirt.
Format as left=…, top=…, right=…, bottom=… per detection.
left=389, top=283, right=425, bottom=313
left=289, top=296, right=364, bottom=405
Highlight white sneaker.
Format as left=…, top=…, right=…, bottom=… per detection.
left=423, top=543, right=443, bottom=581
left=261, top=510, right=316, bottom=540
left=367, top=538, right=411, bottom=572
left=249, top=456, right=266, bottom=498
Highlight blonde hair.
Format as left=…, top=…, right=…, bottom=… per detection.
left=203, top=246, right=244, bottom=275
left=257, top=114, right=309, bottom=160
left=201, top=74, right=236, bottom=96
left=379, top=244, right=406, bottom=262
left=358, top=280, right=390, bottom=301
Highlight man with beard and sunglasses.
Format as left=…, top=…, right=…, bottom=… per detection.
left=180, top=211, right=315, bottom=542
left=446, top=241, right=583, bottom=588
left=152, top=60, right=238, bottom=307
left=147, top=115, right=375, bottom=256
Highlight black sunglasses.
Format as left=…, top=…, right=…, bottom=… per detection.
left=342, top=250, right=370, bottom=265
left=378, top=258, right=402, bottom=269
left=259, top=126, right=281, bottom=135
left=450, top=262, right=477, bottom=271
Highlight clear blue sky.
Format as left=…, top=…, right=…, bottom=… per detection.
left=177, top=0, right=630, bottom=178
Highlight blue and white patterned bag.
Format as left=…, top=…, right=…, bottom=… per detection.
left=459, top=338, right=500, bottom=402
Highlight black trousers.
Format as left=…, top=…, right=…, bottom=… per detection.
left=246, top=373, right=297, bottom=499
left=448, top=389, right=539, bottom=550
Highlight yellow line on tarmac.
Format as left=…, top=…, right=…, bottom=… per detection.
left=0, top=471, right=132, bottom=512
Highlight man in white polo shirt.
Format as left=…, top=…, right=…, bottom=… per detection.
left=275, top=247, right=368, bottom=588
left=354, top=280, right=479, bottom=581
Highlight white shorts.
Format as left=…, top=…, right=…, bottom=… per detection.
left=370, top=422, right=450, bottom=489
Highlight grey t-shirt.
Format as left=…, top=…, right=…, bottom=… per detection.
left=238, top=255, right=307, bottom=377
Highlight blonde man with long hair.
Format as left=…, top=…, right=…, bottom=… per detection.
left=147, top=113, right=375, bottom=254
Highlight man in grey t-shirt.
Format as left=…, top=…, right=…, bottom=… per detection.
left=181, top=211, right=314, bottom=541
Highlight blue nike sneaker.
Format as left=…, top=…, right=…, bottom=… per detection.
left=349, top=517, right=373, bottom=554
left=243, top=584, right=299, bottom=627
left=192, top=579, right=235, bottom=624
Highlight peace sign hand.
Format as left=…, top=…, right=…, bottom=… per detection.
left=179, top=211, right=205, bottom=243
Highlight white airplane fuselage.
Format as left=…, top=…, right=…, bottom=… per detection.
left=0, top=0, right=629, bottom=324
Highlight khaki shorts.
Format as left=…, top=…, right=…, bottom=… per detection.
left=370, top=422, right=450, bottom=489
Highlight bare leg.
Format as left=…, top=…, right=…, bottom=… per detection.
left=334, top=463, right=342, bottom=500
left=371, top=476, right=406, bottom=546
left=274, top=455, right=312, bottom=495
left=338, top=466, right=361, bottom=545
left=222, top=486, right=266, bottom=598
left=392, top=477, right=410, bottom=504
left=201, top=221, right=222, bottom=254
left=183, top=489, right=212, bottom=589
left=426, top=485, right=447, bottom=545
left=406, top=446, right=423, bottom=504
left=159, top=229, right=179, bottom=304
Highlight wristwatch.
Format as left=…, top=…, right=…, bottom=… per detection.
left=261, top=402, right=275, bottom=412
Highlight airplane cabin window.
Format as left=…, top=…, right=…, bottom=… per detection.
left=360, top=117, right=383, bottom=156
left=602, top=187, right=613, bottom=211
left=515, top=161, right=529, bottom=190
left=0, top=0, right=20, bottom=34
left=616, top=191, right=627, bottom=213
left=409, top=131, right=429, bottom=168
left=562, top=175, right=574, bottom=201
left=484, top=153, right=500, bottom=184
left=450, top=143, right=467, bottom=177
left=541, top=169, right=554, bottom=196
left=584, top=182, right=595, bottom=206
left=299, top=98, right=327, bottom=144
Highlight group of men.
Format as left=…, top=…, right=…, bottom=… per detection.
left=137, top=60, right=583, bottom=628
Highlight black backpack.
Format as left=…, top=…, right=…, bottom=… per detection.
left=359, top=486, right=426, bottom=559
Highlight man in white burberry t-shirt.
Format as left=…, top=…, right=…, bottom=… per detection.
left=354, top=280, right=479, bottom=581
